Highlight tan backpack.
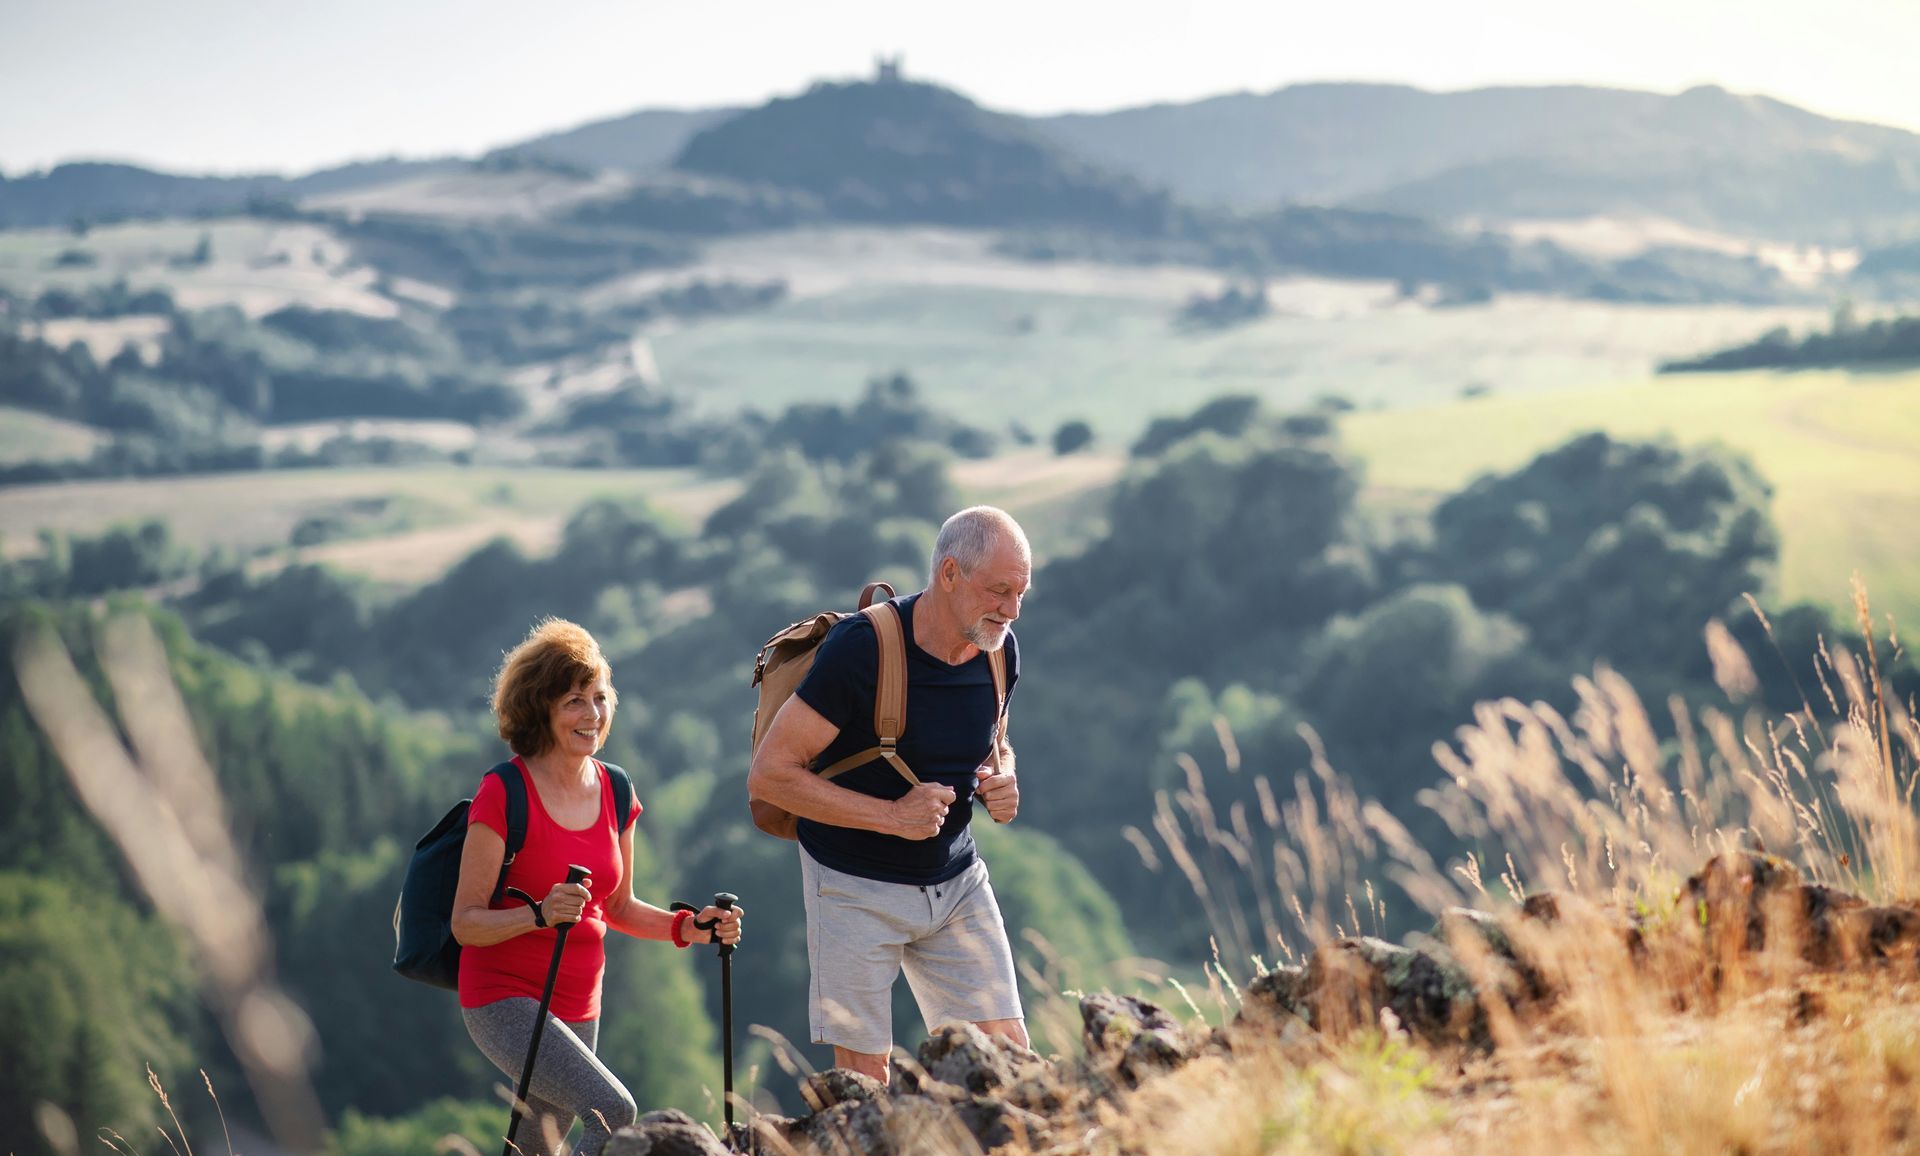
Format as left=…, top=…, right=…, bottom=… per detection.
left=748, top=581, right=1007, bottom=839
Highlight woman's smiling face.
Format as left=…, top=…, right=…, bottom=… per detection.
left=548, top=675, right=614, bottom=757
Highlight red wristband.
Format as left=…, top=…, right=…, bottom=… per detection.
left=670, top=908, right=692, bottom=948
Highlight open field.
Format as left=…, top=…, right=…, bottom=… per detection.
left=304, top=168, right=633, bottom=221
left=0, top=406, right=109, bottom=465
left=0, top=219, right=394, bottom=316
left=0, top=465, right=741, bottom=581
left=1342, top=368, right=1920, bottom=625
left=645, top=229, right=1833, bottom=438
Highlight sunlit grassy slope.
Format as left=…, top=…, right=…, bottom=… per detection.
left=650, top=280, right=1828, bottom=440
left=0, top=406, right=108, bottom=465
left=0, top=466, right=739, bottom=585
left=1343, top=368, right=1920, bottom=624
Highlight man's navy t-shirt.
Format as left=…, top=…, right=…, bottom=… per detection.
left=792, top=592, right=1017, bottom=886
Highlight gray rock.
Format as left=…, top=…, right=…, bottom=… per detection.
left=1294, top=936, right=1483, bottom=1046
left=1079, top=992, right=1193, bottom=1087
left=1240, top=964, right=1306, bottom=1021
left=952, top=1095, right=1051, bottom=1150
left=801, top=1068, right=888, bottom=1113
left=730, top=1115, right=803, bottom=1156
left=912, top=1023, right=1039, bottom=1097
left=1433, top=906, right=1552, bottom=1006
left=802, top=1098, right=981, bottom=1156
left=603, top=1114, right=730, bottom=1156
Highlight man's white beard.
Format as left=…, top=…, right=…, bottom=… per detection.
left=965, top=620, right=1010, bottom=651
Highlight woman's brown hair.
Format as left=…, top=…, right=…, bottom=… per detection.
left=491, top=618, right=617, bottom=756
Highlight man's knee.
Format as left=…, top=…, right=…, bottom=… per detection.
left=833, top=1046, right=892, bottom=1085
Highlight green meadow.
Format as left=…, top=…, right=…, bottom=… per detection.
left=1342, top=368, right=1920, bottom=624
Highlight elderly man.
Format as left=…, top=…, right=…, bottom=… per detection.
left=748, top=505, right=1030, bottom=1081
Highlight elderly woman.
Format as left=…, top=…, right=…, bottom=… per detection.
left=452, top=618, right=742, bottom=1156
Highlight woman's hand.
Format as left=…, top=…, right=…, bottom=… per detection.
left=694, top=903, right=744, bottom=946
left=541, top=878, right=592, bottom=926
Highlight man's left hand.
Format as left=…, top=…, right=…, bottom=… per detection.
left=973, top=765, right=1019, bottom=823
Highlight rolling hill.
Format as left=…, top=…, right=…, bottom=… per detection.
left=671, top=78, right=1179, bottom=232
left=1038, top=83, right=1920, bottom=242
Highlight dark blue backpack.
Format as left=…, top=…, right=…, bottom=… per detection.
left=392, top=759, right=633, bottom=989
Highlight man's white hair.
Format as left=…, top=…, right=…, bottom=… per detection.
left=930, top=506, right=1029, bottom=583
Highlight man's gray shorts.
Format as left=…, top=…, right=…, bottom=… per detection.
left=801, top=847, right=1024, bottom=1055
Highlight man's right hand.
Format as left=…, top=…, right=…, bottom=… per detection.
left=893, top=782, right=956, bottom=840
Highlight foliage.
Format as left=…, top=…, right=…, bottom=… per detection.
left=759, top=373, right=997, bottom=463
left=445, top=279, right=785, bottom=365
left=568, top=174, right=827, bottom=235
left=0, top=873, right=195, bottom=1156
left=31, top=279, right=177, bottom=319
left=1177, top=282, right=1271, bottom=330
left=329, top=1096, right=502, bottom=1156
left=261, top=305, right=435, bottom=356
left=1662, top=312, right=1920, bottom=371
left=327, top=211, right=694, bottom=291
left=1051, top=420, right=1093, bottom=456
left=1130, top=394, right=1263, bottom=458
left=1426, top=431, right=1777, bottom=670
left=1, top=519, right=195, bottom=600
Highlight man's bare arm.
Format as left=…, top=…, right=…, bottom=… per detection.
left=748, top=695, right=954, bottom=840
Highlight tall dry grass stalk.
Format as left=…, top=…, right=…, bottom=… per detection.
left=1110, top=601, right=1919, bottom=1155
left=14, top=613, right=328, bottom=1154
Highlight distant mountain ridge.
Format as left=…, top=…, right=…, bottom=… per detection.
left=8, top=79, right=1920, bottom=244
left=1039, top=82, right=1920, bottom=241
left=0, top=158, right=462, bottom=229
left=493, top=107, right=737, bottom=172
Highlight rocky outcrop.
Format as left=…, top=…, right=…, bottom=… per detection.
left=609, top=852, right=1920, bottom=1152
left=1686, top=851, right=1920, bottom=970
left=1079, top=992, right=1196, bottom=1088
left=604, top=1109, right=732, bottom=1156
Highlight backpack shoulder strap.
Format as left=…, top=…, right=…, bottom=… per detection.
left=814, top=600, right=919, bottom=786
left=863, top=603, right=907, bottom=744
left=986, top=647, right=1008, bottom=771
left=600, top=761, right=635, bottom=832
left=487, top=759, right=527, bottom=906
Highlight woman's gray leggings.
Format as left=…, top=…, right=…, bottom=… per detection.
left=463, top=999, right=636, bottom=1156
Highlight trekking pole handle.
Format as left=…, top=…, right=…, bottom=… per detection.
left=553, top=865, right=591, bottom=930
left=714, top=892, right=737, bottom=959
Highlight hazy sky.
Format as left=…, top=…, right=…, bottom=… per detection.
left=4, top=0, right=1917, bottom=175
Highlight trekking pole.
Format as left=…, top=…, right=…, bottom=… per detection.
left=713, top=892, right=738, bottom=1131
left=502, top=863, right=590, bottom=1156
left=673, top=892, right=740, bottom=1132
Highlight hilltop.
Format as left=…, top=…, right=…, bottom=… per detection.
left=671, top=78, right=1176, bottom=234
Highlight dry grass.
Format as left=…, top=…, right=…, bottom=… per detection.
left=1062, top=585, right=1920, bottom=1156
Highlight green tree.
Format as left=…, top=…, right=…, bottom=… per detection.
left=0, top=873, right=194, bottom=1156
left=329, top=1096, right=501, bottom=1156
left=1051, top=420, right=1094, bottom=456
left=1428, top=432, right=1777, bottom=670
